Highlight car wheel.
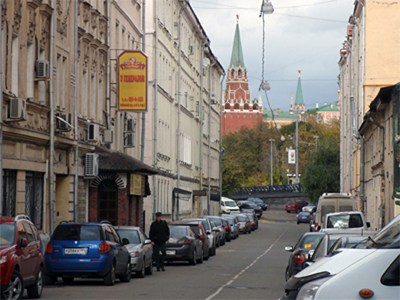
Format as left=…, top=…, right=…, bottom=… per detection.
left=197, top=250, right=204, bottom=264
left=62, top=276, right=74, bottom=284
left=120, top=262, right=132, bottom=283
left=27, top=267, right=44, bottom=298
left=297, top=221, right=299, bottom=224
left=137, top=259, right=145, bottom=278
left=2, top=270, right=24, bottom=300
left=145, top=260, right=153, bottom=275
left=213, top=246, right=217, bottom=256
left=104, top=263, right=116, bottom=286
left=189, top=249, right=197, bottom=265
left=286, top=210, right=290, bottom=213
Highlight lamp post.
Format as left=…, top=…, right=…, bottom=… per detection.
left=295, top=113, right=299, bottom=184
left=269, top=139, right=275, bottom=186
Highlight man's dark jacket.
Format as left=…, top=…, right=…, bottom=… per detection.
left=149, top=220, right=170, bottom=244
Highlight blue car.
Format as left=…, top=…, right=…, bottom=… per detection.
left=44, top=222, right=131, bottom=286
left=296, top=211, right=312, bottom=224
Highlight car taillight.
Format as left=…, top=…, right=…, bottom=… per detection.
left=294, top=254, right=305, bottom=265
left=178, top=238, right=192, bottom=245
left=99, top=241, right=111, bottom=254
left=225, top=225, right=231, bottom=231
left=45, top=242, right=53, bottom=254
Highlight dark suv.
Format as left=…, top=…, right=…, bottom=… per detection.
left=0, top=215, right=44, bottom=299
left=44, top=221, right=131, bottom=286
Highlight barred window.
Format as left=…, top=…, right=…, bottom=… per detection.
left=2, top=170, right=16, bottom=216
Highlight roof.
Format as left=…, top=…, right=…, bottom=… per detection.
left=295, top=73, right=304, bottom=105
left=229, top=21, right=245, bottom=68
left=264, top=109, right=296, bottom=119
left=95, top=146, right=157, bottom=175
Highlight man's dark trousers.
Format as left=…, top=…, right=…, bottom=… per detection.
left=153, top=242, right=166, bottom=270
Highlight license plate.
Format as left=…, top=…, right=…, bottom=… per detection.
left=166, top=250, right=175, bottom=255
left=64, top=248, right=88, bottom=255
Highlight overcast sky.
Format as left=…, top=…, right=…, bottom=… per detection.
left=190, top=0, right=354, bottom=111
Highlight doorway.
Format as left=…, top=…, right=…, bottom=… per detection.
left=98, top=179, right=118, bottom=225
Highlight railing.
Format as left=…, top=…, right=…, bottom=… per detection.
left=229, top=184, right=303, bottom=197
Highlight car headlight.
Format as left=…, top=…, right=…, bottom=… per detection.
left=296, top=277, right=332, bottom=300
left=130, top=251, right=141, bottom=258
left=0, top=256, right=7, bottom=264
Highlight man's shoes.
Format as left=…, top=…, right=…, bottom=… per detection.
left=161, top=267, right=165, bottom=271
left=157, top=268, right=160, bottom=272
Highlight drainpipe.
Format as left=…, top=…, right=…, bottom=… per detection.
left=140, top=0, right=146, bottom=162
left=199, top=41, right=205, bottom=214
left=49, top=0, right=56, bottom=233
left=219, top=72, right=225, bottom=203
left=207, top=59, right=216, bottom=214
left=359, top=134, right=365, bottom=212
left=106, top=0, right=111, bottom=130
left=152, top=5, right=159, bottom=216
left=73, top=0, right=79, bottom=222
left=0, top=0, right=3, bottom=215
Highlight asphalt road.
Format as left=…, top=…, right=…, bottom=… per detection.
left=40, top=208, right=307, bottom=300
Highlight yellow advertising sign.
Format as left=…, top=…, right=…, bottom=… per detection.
left=118, top=51, right=147, bottom=111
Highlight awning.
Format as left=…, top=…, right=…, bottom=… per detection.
left=95, top=146, right=158, bottom=175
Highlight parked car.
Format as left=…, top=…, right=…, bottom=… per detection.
left=220, top=218, right=232, bottom=242
left=0, top=215, right=44, bottom=299
left=171, top=220, right=209, bottom=260
left=285, top=199, right=309, bottom=213
left=296, top=211, right=312, bottom=224
left=235, top=214, right=252, bottom=234
left=221, top=215, right=240, bottom=240
left=116, top=226, right=153, bottom=278
left=166, top=225, right=203, bottom=265
left=302, top=204, right=316, bottom=214
left=243, top=212, right=258, bottom=231
left=220, top=197, right=240, bottom=214
left=182, top=218, right=217, bottom=256
left=284, top=232, right=325, bottom=280
left=324, top=211, right=370, bottom=231
left=247, top=198, right=268, bottom=210
left=282, top=214, right=400, bottom=299
left=237, top=201, right=263, bottom=219
left=202, top=216, right=227, bottom=246
left=44, top=221, right=131, bottom=286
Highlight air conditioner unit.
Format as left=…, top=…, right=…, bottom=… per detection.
left=125, top=132, right=135, bottom=148
left=8, top=97, right=26, bottom=120
left=35, top=60, right=50, bottom=79
left=87, top=123, right=99, bottom=142
left=103, top=129, right=113, bottom=144
left=56, top=112, right=72, bottom=131
left=84, top=153, right=99, bottom=177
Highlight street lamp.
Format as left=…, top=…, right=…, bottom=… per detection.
left=269, top=139, right=275, bottom=186
left=260, top=0, right=274, bottom=15
left=290, top=110, right=304, bottom=185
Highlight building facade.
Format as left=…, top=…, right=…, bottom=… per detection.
left=222, top=19, right=263, bottom=136
left=339, top=0, right=400, bottom=226
left=143, top=0, right=224, bottom=228
left=1, top=0, right=153, bottom=233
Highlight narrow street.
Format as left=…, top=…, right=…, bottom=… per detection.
left=40, top=208, right=307, bottom=300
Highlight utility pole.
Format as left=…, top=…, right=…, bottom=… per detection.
left=269, top=139, right=275, bottom=185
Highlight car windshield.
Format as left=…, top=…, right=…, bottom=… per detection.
left=52, top=225, right=101, bottom=240
left=0, top=224, right=15, bottom=245
left=224, top=201, right=237, bottom=207
left=117, top=229, right=141, bottom=244
left=170, top=226, right=188, bottom=237
left=298, top=234, right=324, bottom=250
left=367, top=216, right=400, bottom=248
left=237, top=216, right=247, bottom=222
left=299, top=212, right=310, bottom=216
left=326, top=214, right=363, bottom=229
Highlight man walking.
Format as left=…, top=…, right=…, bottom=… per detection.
left=149, top=212, right=170, bottom=271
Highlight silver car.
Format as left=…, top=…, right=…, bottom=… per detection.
left=116, top=226, right=153, bottom=278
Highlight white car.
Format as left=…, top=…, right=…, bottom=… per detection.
left=220, top=197, right=240, bottom=214
left=282, top=214, right=400, bottom=299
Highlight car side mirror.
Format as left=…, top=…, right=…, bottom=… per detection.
left=366, top=222, right=371, bottom=228
left=284, top=246, right=294, bottom=252
left=144, top=239, right=152, bottom=245
left=19, top=238, right=28, bottom=248
left=206, top=231, right=211, bottom=235
left=122, top=238, right=130, bottom=245
left=317, top=225, right=321, bottom=231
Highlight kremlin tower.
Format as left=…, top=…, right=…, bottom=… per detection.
left=222, top=16, right=264, bottom=136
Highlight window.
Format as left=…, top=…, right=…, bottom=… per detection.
left=2, top=170, right=16, bottom=216
left=52, top=225, right=101, bottom=241
left=118, top=229, right=141, bottom=244
left=25, top=172, right=44, bottom=229
left=11, top=36, right=19, bottom=95
left=381, top=255, right=400, bottom=286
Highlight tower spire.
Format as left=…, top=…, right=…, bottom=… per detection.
left=229, top=16, right=245, bottom=68
left=294, top=70, right=304, bottom=108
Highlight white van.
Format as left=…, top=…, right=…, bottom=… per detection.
left=313, top=193, right=357, bottom=230
left=220, top=197, right=240, bottom=214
